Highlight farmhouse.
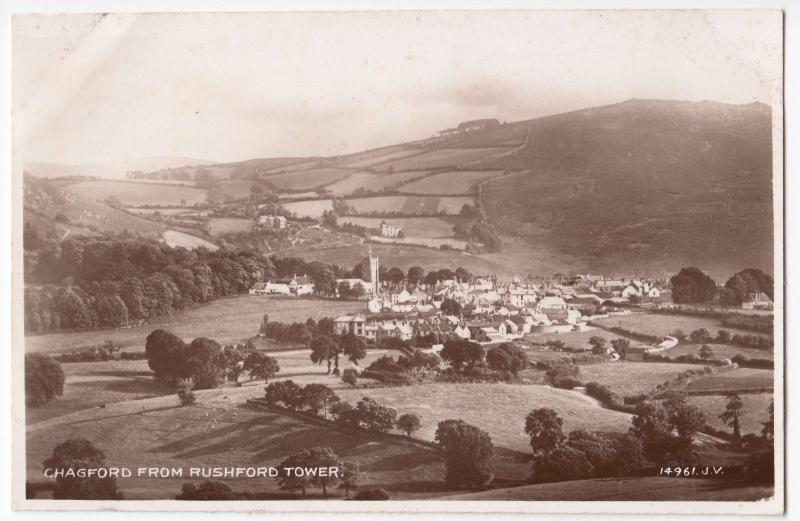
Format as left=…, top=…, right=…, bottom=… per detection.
left=380, top=220, right=402, bottom=238
left=741, top=291, right=773, bottom=310
left=257, top=215, right=287, bottom=229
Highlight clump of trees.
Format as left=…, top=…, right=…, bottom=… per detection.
left=629, top=395, right=705, bottom=466
left=526, top=407, right=644, bottom=484
left=43, top=438, right=124, bottom=499
left=670, top=267, right=718, bottom=304
left=485, top=343, right=529, bottom=377
left=277, top=447, right=349, bottom=497
left=435, top=419, right=494, bottom=489
left=145, top=329, right=279, bottom=389
left=25, top=353, right=65, bottom=407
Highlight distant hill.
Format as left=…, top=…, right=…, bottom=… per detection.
left=472, top=99, right=774, bottom=278
left=24, top=156, right=217, bottom=180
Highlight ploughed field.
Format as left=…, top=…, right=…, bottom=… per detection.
left=25, top=296, right=367, bottom=355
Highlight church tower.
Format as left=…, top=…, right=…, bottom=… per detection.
left=361, top=248, right=380, bottom=295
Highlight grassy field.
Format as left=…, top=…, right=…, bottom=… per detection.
left=336, top=383, right=632, bottom=453
left=208, top=217, right=253, bottom=236
left=400, top=170, right=505, bottom=194
left=281, top=198, right=334, bottom=217
left=345, top=195, right=475, bottom=215
left=593, top=312, right=769, bottom=340
left=664, top=343, right=774, bottom=361
left=343, top=148, right=422, bottom=168
left=442, top=477, right=774, bottom=501
left=162, top=229, right=219, bottom=250
left=338, top=216, right=466, bottom=239
left=324, top=172, right=382, bottom=196
left=25, top=296, right=367, bottom=354
left=575, top=362, right=702, bottom=396
left=687, top=393, right=773, bottom=436
left=685, top=368, right=774, bottom=393
left=265, top=168, right=354, bottom=190
left=356, top=170, right=432, bottom=192
left=375, top=147, right=513, bottom=171
left=26, top=391, right=445, bottom=499
left=214, top=179, right=262, bottom=200
left=64, top=180, right=207, bottom=206
left=523, top=328, right=651, bottom=351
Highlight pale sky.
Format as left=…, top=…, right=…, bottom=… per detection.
left=13, top=10, right=782, bottom=165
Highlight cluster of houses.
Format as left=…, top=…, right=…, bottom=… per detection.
left=249, top=274, right=314, bottom=296
left=256, top=214, right=287, bottom=229
left=327, top=274, right=669, bottom=346
left=379, top=221, right=403, bottom=238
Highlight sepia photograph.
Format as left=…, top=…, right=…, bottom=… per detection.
left=9, top=7, right=784, bottom=514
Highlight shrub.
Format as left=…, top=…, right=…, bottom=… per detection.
left=396, top=413, right=422, bottom=436
left=341, top=368, right=358, bottom=386
left=352, top=488, right=390, bottom=500
left=529, top=446, right=594, bottom=483
left=177, top=386, right=197, bottom=406
left=435, top=419, right=494, bottom=489
left=25, top=353, right=65, bottom=406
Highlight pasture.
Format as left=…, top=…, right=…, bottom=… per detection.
left=26, top=391, right=445, bottom=499
left=685, top=368, right=774, bottom=393
left=324, top=172, right=382, bottom=196
left=338, top=216, right=465, bottom=239
left=343, top=148, right=423, bottom=168
left=344, top=195, right=476, bottom=215
left=575, top=362, right=702, bottom=396
left=65, top=180, right=207, bottom=207
left=524, top=328, right=651, bottom=351
left=162, top=229, right=219, bottom=250
left=400, top=170, right=505, bottom=195
left=374, top=147, right=513, bottom=171
left=280, top=198, right=334, bottom=218
left=25, top=296, right=367, bottom=355
left=687, top=393, right=774, bottom=436
left=265, top=168, right=354, bottom=190
left=594, top=312, right=771, bottom=340
left=336, top=383, right=632, bottom=453
left=357, top=170, right=432, bottom=192
left=208, top=217, right=253, bottom=236
left=663, top=343, right=774, bottom=361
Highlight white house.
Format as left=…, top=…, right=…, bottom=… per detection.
left=380, top=221, right=402, bottom=238
left=334, top=315, right=367, bottom=336
left=257, top=215, right=287, bottom=229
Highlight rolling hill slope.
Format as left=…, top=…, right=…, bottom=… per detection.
left=474, top=100, right=773, bottom=277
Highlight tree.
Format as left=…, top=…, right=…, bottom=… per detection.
left=352, top=397, right=397, bottom=432
left=396, top=413, right=422, bottom=437
left=338, top=461, right=358, bottom=498
left=276, top=447, right=341, bottom=496
left=339, top=334, right=367, bottom=366
left=524, top=408, right=565, bottom=455
left=725, top=268, right=774, bottom=303
left=666, top=400, right=706, bottom=438
left=698, top=344, right=714, bottom=360
left=265, top=380, right=305, bottom=411
left=145, top=329, right=189, bottom=384
left=341, top=368, right=358, bottom=387
left=630, top=401, right=698, bottom=466
left=330, top=401, right=354, bottom=423
left=309, top=335, right=340, bottom=374
left=176, top=481, right=236, bottom=500
left=670, top=267, right=717, bottom=304
left=720, top=392, right=744, bottom=441
left=486, top=343, right=528, bottom=377
left=611, top=338, right=630, bottom=360
left=689, top=328, right=713, bottom=344
left=43, top=439, right=123, bottom=499
left=177, top=385, right=197, bottom=406
left=243, top=351, right=280, bottom=382
left=386, top=267, right=405, bottom=285
left=302, top=384, right=339, bottom=418
left=435, top=419, right=494, bottom=488
left=440, top=339, right=483, bottom=370
left=440, top=298, right=462, bottom=316
left=186, top=337, right=227, bottom=389
left=407, top=266, right=425, bottom=285
left=25, top=353, right=65, bottom=406
left=529, top=446, right=594, bottom=483
left=589, top=336, right=607, bottom=355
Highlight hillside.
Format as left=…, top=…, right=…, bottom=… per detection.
left=475, top=100, right=773, bottom=278
left=23, top=174, right=165, bottom=241
left=24, top=156, right=216, bottom=180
